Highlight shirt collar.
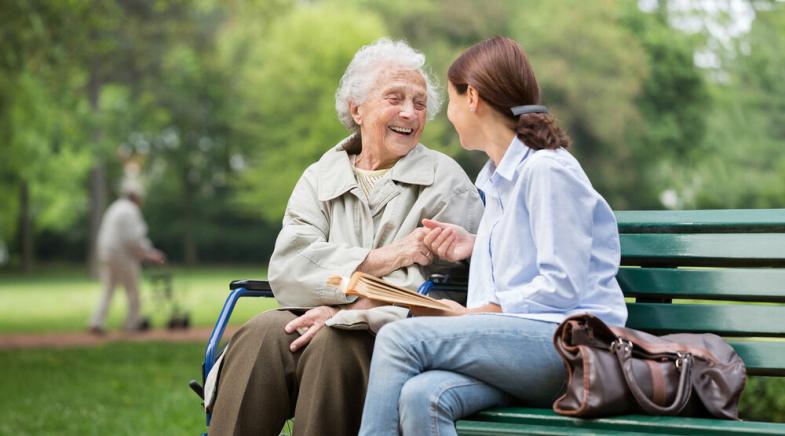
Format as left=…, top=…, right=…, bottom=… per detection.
left=317, top=135, right=434, bottom=201
left=476, top=135, right=533, bottom=192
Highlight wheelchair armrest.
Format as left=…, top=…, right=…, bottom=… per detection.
left=229, top=279, right=272, bottom=291
left=428, top=263, right=469, bottom=292
left=201, top=280, right=276, bottom=427
left=417, top=264, right=470, bottom=303
left=204, top=280, right=274, bottom=389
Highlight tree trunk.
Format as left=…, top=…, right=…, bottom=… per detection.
left=18, top=181, right=33, bottom=273
left=183, top=171, right=198, bottom=266
left=88, top=164, right=108, bottom=277
left=87, top=66, right=106, bottom=278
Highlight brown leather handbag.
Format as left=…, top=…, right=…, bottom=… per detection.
left=552, top=313, right=746, bottom=419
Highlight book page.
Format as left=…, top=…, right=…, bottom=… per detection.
left=327, top=272, right=451, bottom=311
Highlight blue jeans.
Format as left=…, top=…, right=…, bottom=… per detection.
left=358, top=314, right=566, bottom=436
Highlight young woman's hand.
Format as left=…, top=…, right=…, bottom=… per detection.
left=421, top=219, right=475, bottom=263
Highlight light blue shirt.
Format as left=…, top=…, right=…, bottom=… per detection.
left=467, top=136, right=627, bottom=326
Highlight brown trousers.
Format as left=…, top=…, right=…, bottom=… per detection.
left=209, top=310, right=375, bottom=436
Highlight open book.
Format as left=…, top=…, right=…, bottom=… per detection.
left=327, top=272, right=451, bottom=311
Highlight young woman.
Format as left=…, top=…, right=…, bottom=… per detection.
left=358, top=36, right=628, bottom=436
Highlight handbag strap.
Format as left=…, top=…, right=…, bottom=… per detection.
left=612, top=339, right=693, bottom=415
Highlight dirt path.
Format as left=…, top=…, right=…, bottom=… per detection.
left=0, top=326, right=237, bottom=349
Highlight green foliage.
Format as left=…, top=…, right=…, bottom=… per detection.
left=0, top=70, right=92, bottom=244
left=508, top=1, right=649, bottom=208
left=229, top=3, right=388, bottom=221
left=359, top=0, right=518, bottom=176
left=618, top=3, right=711, bottom=208
left=661, top=3, right=785, bottom=209
left=2, top=0, right=785, bottom=266
left=740, top=376, right=785, bottom=423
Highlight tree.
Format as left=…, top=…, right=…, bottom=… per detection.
left=506, top=1, right=649, bottom=208
left=621, top=2, right=710, bottom=209
left=359, top=0, right=520, bottom=178
left=0, top=1, right=94, bottom=271
left=0, top=0, right=209, bottom=271
left=658, top=2, right=785, bottom=209
left=229, top=2, right=388, bottom=222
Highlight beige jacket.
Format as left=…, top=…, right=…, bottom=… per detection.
left=268, top=136, right=484, bottom=307
left=96, top=198, right=153, bottom=264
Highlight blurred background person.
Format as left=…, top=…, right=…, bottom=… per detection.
left=88, top=178, right=166, bottom=334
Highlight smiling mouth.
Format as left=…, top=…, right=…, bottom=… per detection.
left=388, top=126, right=414, bottom=136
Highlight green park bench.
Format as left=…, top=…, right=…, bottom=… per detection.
left=455, top=208, right=785, bottom=435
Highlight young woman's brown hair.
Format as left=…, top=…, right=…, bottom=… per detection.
left=447, top=36, right=570, bottom=150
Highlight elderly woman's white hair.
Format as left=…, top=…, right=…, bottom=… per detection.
left=335, top=38, right=441, bottom=130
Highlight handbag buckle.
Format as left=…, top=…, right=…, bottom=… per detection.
left=675, top=352, right=692, bottom=371
left=610, top=338, right=633, bottom=356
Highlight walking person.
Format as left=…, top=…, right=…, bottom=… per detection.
left=88, top=178, right=165, bottom=334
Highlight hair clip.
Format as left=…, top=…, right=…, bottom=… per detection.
left=511, top=105, right=549, bottom=116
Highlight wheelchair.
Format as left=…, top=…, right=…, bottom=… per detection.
left=190, top=268, right=468, bottom=436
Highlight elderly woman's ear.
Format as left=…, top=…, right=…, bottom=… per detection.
left=349, top=102, right=362, bottom=126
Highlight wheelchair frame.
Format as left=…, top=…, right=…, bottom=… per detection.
left=195, top=275, right=466, bottom=433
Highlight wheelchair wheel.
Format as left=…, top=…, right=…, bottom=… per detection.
left=167, top=313, right=190, bottom=329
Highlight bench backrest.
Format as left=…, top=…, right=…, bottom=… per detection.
left=616, top=209, right=785, bottom=377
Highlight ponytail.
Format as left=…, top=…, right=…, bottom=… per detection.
left=515, top=112, right=571, bottom=150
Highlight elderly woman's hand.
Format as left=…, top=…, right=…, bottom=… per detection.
left=421, top=219, right=475, bottom=263
left=284, top=305, right=339, bottom=352
left=357, top=227, right=433, bottom=277
left=283, top=298, right=384, bottom=352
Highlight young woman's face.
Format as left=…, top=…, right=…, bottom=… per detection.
left=446, top=82, right=481, bottom=151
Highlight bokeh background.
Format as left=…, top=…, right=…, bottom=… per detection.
left=1, top=0, right=784, bottom=434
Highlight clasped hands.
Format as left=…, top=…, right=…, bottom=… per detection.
left=285, top=219, right=478, bottom=352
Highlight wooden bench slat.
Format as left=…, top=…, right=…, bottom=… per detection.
left=459, top=407, right=785, bottom=435
left=728, top=341, right=785, bottom=376
left=456, top=419, right=639, bottom=435
left=620, top=233, right=785, bottom=267
left=617, top=267, right=785, bottom=302
left=456, top=209, right=785, bottom=434
left=626, top=303, right=785, bottom=337
left=616, top=209, right=785, bottom=233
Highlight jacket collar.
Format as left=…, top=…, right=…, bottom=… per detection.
left=317, top=135, right=435, bottom=201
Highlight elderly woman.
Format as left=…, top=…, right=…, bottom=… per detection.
left=209, top=38, right=484, bottom=436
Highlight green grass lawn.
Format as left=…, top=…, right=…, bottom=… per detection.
left=2, top=266, right=784, bottom=429
left=0, top=267, right=293, bottom=435
left=1, top=341, right=783, bottom=436
left=0, top=265, right=279, bottom=333
left=0, top=341, right=206, bottom=435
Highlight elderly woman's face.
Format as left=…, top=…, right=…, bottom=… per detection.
left=352, top=67, right=428, bottom=160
